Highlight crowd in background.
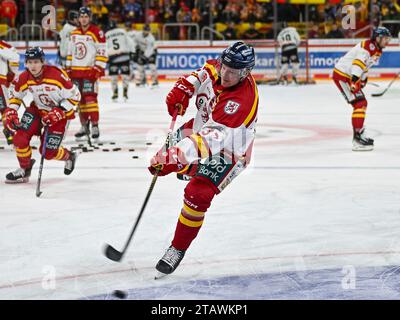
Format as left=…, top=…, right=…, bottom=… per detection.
left=0, top=0, right=399, bottom=40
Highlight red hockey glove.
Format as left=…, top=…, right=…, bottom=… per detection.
left=6, top=71, right=15, bottom=84
left=42, top=107, right=65, bottom=127
left=166, top=78, right=195, bottom=117
left=92, top=66, right=105, bottom=80
left=3, top=108, right=20, bottom=131
left=148, top=146, right=187, bottom=176
left=350, top=81, right=361, bottom=93
left=360, top=77, right=368, bottom=89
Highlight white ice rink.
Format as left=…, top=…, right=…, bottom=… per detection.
left=0, top=80, right=400, bottom=300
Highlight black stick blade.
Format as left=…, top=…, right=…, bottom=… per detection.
left=371, top=92, right=384, bottom=97
left=36, top=190, right=42, bottom=198
left=104, top=244, right=123, bottom=262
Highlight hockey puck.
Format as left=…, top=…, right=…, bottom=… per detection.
left=0, top=146, right=4, bottom=150
left=112, top=148, right=121, bottom=152
left=146, top=142, right=152, bottom=145
left=78, top=144, right=84, bottom=147
left=129, top=148, right=135, bottom=152
left=112, top=290, right=127, bottom=299
left=110, top=142, right=116, bottom=145
left=102, top=149, right=110, bottom=152
left=98, top=143, right=104, bottom=146
left=132, top=155, right=139, bottom=159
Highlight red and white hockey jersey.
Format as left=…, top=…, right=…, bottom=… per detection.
left=9, top=65, right=81, bottom=119
left=176, top=59, right=259, bottom=165
left=66, top=24, right=108, bottom=79
left=0, top=40, right=19, bottom=87
left=334, top=39, right=382, bottom=80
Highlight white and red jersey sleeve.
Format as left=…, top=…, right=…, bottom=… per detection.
left=334, top=39, right=382, bottom=80
left=67, top=24, right=108, bottom=78
left=0, top=40, right=19, bottom=86
left=174, top=60, right=259, bottom=165
left=9, top=66, right=81, bottom=119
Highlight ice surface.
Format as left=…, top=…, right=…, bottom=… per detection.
left=0, top=80, right=400, bottom=299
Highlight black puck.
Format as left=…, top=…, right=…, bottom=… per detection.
left=146, top=142, right=152, bottom=145
left=129, top=148, right=135, bottom=152
left=113, top=290, right=127, bottom=299
left=132, top=155, right=139, bottom=159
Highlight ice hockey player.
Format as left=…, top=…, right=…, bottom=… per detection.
left=333, top=27, right=391, bottom=151
left=134, top=24, right=158, bottom=87
left=105, top=20, right=136, bottom=102
left=148, top=41, right=258, bottom=277
left=276, top=22, right=301, bottom=85
left=0, top=40, right=19, bottom=145
left=58, top=11, right=78, bottom=68
left=66, top=6, right=107, bottom=141
left=3, top=47, right=81, bottom=183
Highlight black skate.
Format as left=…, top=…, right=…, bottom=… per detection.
left=123, top=87, right=128, bottom=101
left=5, top=159, right=36, bottom=184
left=292, top=76, right=298, bottom=84
left=64, top=151, right=77, bottom=175
left=75, top=122, right=90, bottom=141
left=91, top=124, right=100, bottom=140
left=353, top=128, right=374, bottom=151
left=151, top=80, right=159, bottom=88
left=112, top=89, right=118, bottom=102
left=155, top=246, right=185, bottom=278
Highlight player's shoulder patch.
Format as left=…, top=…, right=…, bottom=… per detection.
left=224, top=100, right=240, bottom=115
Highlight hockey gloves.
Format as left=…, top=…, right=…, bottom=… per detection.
left=42, top=107, right=65, bottom=127
left=166, top=78, right=195, bottom=117
left=350, top=75, right=362, bottom=93
left=148, top=146, right=188, bottom=176
left=3, top=108, right=20, bottom=131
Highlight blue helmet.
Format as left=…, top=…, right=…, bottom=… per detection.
left=78, top=6, right=91, bottom=17
left=371, top=27, right=392, bottom=40
left=220, top=41, right=255, bottom=71
left=25, top=47, right=45, bottom=62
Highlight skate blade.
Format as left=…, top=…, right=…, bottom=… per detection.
left=154, top=271, right=168, bottom=280
left=75, top=136, right=88, bottom=142
left=352, top=145, right=374, bottom=151
left=5, top=177, right=29, bottom=184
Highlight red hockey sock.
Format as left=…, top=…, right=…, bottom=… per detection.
left=352, top=107, right=366, bottom=131
left=171, top=177, right=217, bottom=251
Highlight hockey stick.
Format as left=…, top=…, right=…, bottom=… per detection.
left=104, top=110, right=179, bottom=262
left=36, top=126, right=48, bottom=198
left=371, top=72, right=400, bottom=97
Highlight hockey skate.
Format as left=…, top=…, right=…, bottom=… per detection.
left=352, top=128, right=374, bottom=151
left=5, top=159, right=36, bottom=184
left=123, top=87, right=128, bottom=102
left=91, top=124, right=100, bottom=140
left=150, top=80, right=159, bottom=89
left=112, top=89, right=118, bottom=102
left=75, top=122, right=90, bottom=141
left=64, top=151, right=77, bottom=175
left=155, top=246, right=185, bottom=279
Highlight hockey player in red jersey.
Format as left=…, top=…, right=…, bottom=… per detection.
left=0, top=40, right=19, bottom=144
left=3, top=47, right=81, bottom=183
left=148, top=42, right=258, bottom=277
left=66, top=6, right=107, bottom=141
left=333, top=27, right=391, bottom=151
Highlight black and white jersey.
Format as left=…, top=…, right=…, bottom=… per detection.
left=135, top=31, right=157, bottom=58
left=106, top=28, right=136, bottom=63
left=277, top=27, right=301, bottom=52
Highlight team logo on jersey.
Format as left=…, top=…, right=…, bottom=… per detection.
left=369, top=43, right=375, bottom=51
left=39, top=94, right=52, bottom=106
left=224, top=100, right=240, bottom=114
left=75, top=42, right=87, bottom=60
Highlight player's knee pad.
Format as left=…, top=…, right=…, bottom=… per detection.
left=13, top=131, right=30, bottom=148
left=280, top=64, right=289, bottom=75
left=352, top=98, right=367, bottom=110
left=184, top=177, right=217, bottom=212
